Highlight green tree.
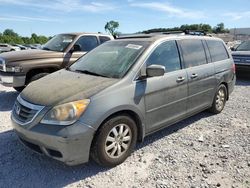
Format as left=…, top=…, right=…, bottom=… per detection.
left=105, top=20, right=119, bottom=36
left=213, top=23, right=229, bottom=33
left=3, top=29, right=19, bottom=37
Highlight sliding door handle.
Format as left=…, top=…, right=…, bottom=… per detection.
left=176, top=77, right=185, bottom=82
left=191, top=73, right=198, bottom=79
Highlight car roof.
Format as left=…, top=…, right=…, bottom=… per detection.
left=116, top=34, right=223, bottom=43
left=60, top=32, right=113, bottom=38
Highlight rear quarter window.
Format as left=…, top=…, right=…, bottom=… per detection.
left=179, top=39, right=207, bottom=68
left=206, top=40, right=229, bottom=62
left=99, top=36, right=111, bottom=44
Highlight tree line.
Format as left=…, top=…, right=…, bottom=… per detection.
left=0, top=29, right=50, bottom=45
left=1, top=22, right=229, bottom=44
left=104, top=21, right=230, bottom=36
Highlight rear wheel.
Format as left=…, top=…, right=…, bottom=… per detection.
left=209, top=84, right=227, bottom=114
left=91, top=115, right=137, bottom=167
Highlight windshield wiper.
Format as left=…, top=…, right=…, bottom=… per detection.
left=74, top=69, right=109, bottom=78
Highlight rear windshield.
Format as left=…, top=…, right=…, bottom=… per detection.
left=236, top=41, right=250, bottom=51
left=69, top=40, right=150, bottom=78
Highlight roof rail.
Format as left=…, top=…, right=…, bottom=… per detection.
left=144, top=30, right=208, bottom=36
left=184, top=30, right=207, bottom=36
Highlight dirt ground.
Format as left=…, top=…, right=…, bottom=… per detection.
left=0, top=73, right=249, bottom=188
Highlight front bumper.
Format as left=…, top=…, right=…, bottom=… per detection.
left=12, top=118, right=95, bottom=166
left=0, top=72, right=26, bottom=87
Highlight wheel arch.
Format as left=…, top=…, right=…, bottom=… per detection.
left=94, top=109, right=145, bottom=142
left=25, top=66, right=59, bottom=83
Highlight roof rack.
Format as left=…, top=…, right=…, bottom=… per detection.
left=146, top=30, right=208, bottom=36
left=117, top=30, right=210, bottom=39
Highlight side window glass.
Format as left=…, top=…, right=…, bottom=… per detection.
left=180, top=39, right=207, bottom=68
left=206, top=40, right=229, bottom=62
left=75, top=36, right=99, bottom=52
left=146, top=40, right=181, bottom=73
left=99, top=36, right=111, bottom=44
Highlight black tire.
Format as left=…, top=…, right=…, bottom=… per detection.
left=209, top=84, right=227, bottom=114
left=91, top=114, right=137, bottom=167
left=29, top=73, right=49, bottom=83
left=13, top=86, right=25, bottom=92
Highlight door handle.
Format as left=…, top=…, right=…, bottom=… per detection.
left=191, top=73, right=198, bottom=79
left=176, top=77, right=185, bottom=82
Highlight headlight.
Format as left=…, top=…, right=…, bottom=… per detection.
left=6, top=66, right=23, bottom=72
left=41, top=99, right=90, bottom=125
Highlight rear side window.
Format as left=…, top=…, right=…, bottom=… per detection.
left=180, top=39, right=207, bottom=68
left=206, top=40, right=229, bottom=62
left=146, top=40, right=181, bottom=73
left=99, top=36, right=111, bottom=44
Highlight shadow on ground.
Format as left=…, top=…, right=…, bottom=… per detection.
left=0, top=111, right=212, bottom=188
left=0, top=90, right=18, bottom=111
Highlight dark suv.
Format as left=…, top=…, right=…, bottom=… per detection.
left=12, top=34, right=235, bottom=167
left=231, top=40, right=250, bottom=71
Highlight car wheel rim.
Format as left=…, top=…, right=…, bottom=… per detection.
left=215, top=88, right=225, bottom=111
left=105, top=124, right=132, bottom=159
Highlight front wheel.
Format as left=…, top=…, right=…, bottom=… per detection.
left=209, top=84, right=227, bottom=114
left=91, top=115, right=137, bottom=167
left=13, top=86, right=25, bottom=92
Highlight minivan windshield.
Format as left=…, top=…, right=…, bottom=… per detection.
left=69, top=40, right=150, bottom=78
left=236, top=40, right=250, bottom=51
left=42, top=34, right=76, bottom=52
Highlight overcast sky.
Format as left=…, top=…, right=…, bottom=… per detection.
left=0, top=0, right=249, bottom=36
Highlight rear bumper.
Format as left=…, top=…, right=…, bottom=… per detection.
left=228, top=73, right=236, bottom=96
left=235, top=64, right=250, bottom=71
left=12, top=118, right=95, bottom=166
left=0, top=72, right=26, bottom=87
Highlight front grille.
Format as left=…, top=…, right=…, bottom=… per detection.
left=12, top=95, right=44, bottom=125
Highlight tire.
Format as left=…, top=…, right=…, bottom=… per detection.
left=29, top=73, right=49, bottom=83
left=13, top=86, right=25, bottom=92
left=91, top=114, right=137, bottom=167
left=209, top=84, right=227, bottom=114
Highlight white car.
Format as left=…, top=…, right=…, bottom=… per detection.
left=0, top=44, right=21, bottom=52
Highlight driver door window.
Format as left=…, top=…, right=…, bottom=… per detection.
left=75, top=36, right=99, bottom=52
left=146, top=40, right=181, bottom=73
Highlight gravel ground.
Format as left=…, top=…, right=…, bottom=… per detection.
left=0, top=74, right=249, bottom=188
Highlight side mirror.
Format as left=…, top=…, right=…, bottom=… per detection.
left=146, top=64, right=165, bottom=77
left=70, top=44, right=82, bottom=53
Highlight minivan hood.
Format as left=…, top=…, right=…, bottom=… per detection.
left=21, top=69, right=118, bottom=106
left=232, top=51, right=250, bottom=56
left=0, top=49, right=63, bottom=62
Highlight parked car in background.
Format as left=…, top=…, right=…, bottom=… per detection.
left=0, top=33, right=113, bottom=91
left=231, top=40, right=250, bottom=71
left=12, top=44, right=30, bottom=50
left=11, top=34, right=235, bottom=167
left=0, top=43, right=21, bottom=52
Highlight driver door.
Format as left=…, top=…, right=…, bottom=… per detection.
left=143, top=40, right=188, bottom=133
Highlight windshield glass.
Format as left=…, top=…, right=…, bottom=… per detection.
left=42, top=34, right=76, bottom=52
left=236, top=41, right=250, bottom=51
left=69, top=40, right=150, bottom=78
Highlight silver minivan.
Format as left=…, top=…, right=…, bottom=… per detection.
left=11, top=34, right=236, bottom=167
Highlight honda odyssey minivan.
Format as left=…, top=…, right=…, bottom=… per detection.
left=11, top=34, right=236, bottom=167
